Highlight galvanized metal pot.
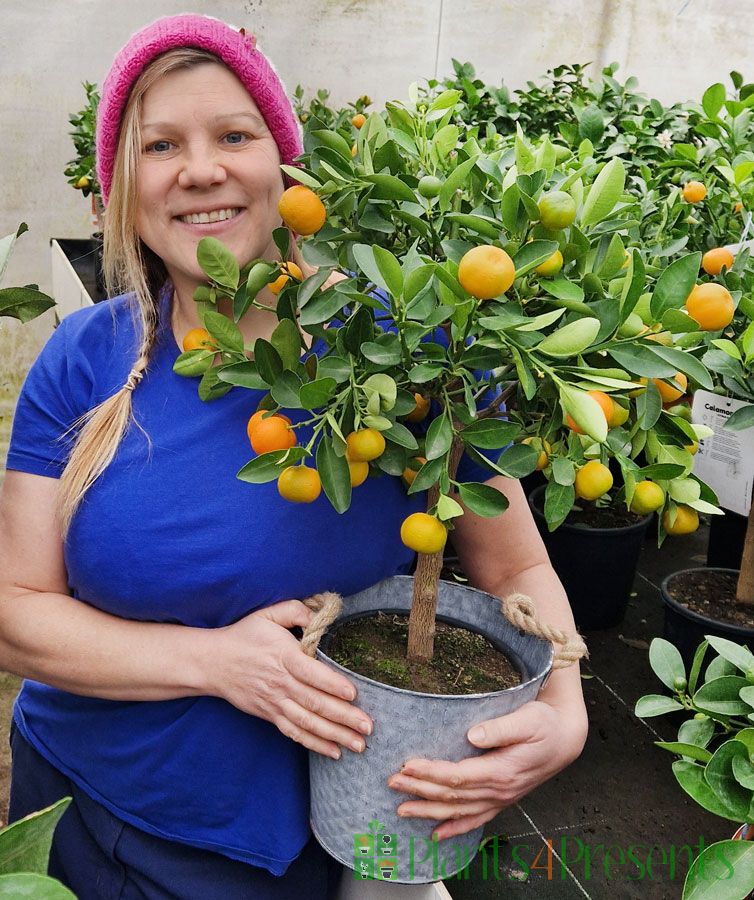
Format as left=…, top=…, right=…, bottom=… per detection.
left=309, top=575, right=553, bottom=884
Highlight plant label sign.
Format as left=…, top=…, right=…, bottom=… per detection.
left=691, top=389, right=754, bottom=516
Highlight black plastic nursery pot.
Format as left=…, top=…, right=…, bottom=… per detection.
left=707, top=508, right=747, bottom=570
left=661, top=567, right=754, bottom=667
left=528, top=485, right=651, bottom=631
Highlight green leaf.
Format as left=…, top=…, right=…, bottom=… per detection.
left=650, top=253, right=702, bottom=321
left=439, top=156, right=479, bottom=213
left=0, top=798, right=71, bottom=875
left=316, top=437, right=351, bottom=513
left=406, top=455, right=444, bottom=494
left=511, top=240, right=559, bottom=277
left=580, top=158, right=626, bottom=228
left=560, top=385, right=608, bottom=442
left=551, top=456, right=575, bottom=485
left=0, top=874, right=77, bottom=898
left=579, top=105, right=605, bottom=144
left=270, top=319, right=302, bottom=370
left=649, top=638, right=686, bottom=691
left=683, top=839, right=754, bottom=900
left=197, top=367, right=232, bottom=401
left=361, top=338, right=403, bottom=365
left=196, top=237, right=239, bottom=292
left=540, top=277, right=585, bottom=303
left=635, top=694, right=685, bottom=717
left=537, top=317, right=601, bottom=357
left=542, top=480, right=575, bottom=531
left=460, top=419, right=518, bottom=449
left=280, top=165, right=322, bottom=188
left=705, top=740, right=754, bottom=819
left=253, top=339, right=283, bottom=385
left=172, top=349, right=215, bottom=378
left=726, top=405, right=754, bottom=431
left=425, top=414, right=454, bottom=460
left=0, top=287, right=56, bottom=323
left=299, top=378, right=337, bottom=409
left=673, top=760, right=743, bottom=822
left=384, top=422, right=419, bottom=451
left=678, top=716, right=715, bottom=749
left=444, top=213, right=501, bottom=241
left=363, top=174, right=416, bottom=203
left=312, top=128, right=353, bottom=160
left=495, top=442, right=539, bottom=479
left=636, top=381, right=662, bottom=429
left=299, top=288, right=348, bottom=326
left=702, top=82, right=726, bottom=119
left=373, top=246, right=403, bottom=298
left=705, top=637, right=754, bottom=673
left=514, top=125, right=536, bottom=175
left=457, top=482, right=509, bottom=517
left=237, top=447, right=307, bottom=483
left=655, top=741, right=712, bottom=764
left=216, top=361, right=268, bottom=390
left=203, top=311, right=244, bottom=353
left=648, top=344, right=714, bottom=391
left=694, top=677, right=753, bottom=716
left=270, top=369, right=305, bottom=409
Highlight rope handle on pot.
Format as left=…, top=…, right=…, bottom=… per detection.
left=502, top=593, right=588, bottom=669
left=299, top=590, right=588, bottom=670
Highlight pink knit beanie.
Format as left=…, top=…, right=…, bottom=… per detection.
left=95, top=13, right=303, bottom=206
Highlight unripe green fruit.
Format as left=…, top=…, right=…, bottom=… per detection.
left=694, top=712, right=707, bottom=720
left=746, top=668, right=754, bottom=684
left=666, top=404, right=693, bottom=422
left=673, top=676, right=687, bottom=692
left=418, top=175, right=443, bottom=199
left=582, top=273, right=603, bottom=297
left=634, top=292, right=654, bottom=325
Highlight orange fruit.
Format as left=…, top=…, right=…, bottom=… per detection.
left=268, top=261, right=303, bottom=295
left=652, top=372, right=687, bottom=404
left=277, top=465, right=321, bottom=503
left=345, top=428, right=386, bottom=462
left=701, top=248, right=735, bottom=276
left=248, top=414, right=297, bottom=455
left=662, top=505, right=699, bottom=535
left=685, top=283, right=735, bottom=331
left=734, top=202, right=744, bottom=214
left=534, top=249, right=564, bottom=277
left=402, top=456, right=426, bottom=487
left=566, top=390, right=614, bottom=434
left=400, top=513, right=447, bottom=554
left=522, top=437, right=551, bottom=471
left=630, top=481, right=665, bottom=515
left=350, top=143, right=358, bottom=157
left=348, top=460, right=369, bottom=487
left=405, top=393, right=430, bottom=423
left=682, top=181, right=706, bottom=203
left=182, top=328, right=216, bottom=352
left=458, top=245, right=515, bottom=299
left=278, top=185, right=326, bottom=235
left=574, top=460, right=613, bottom=501
left=351, top=113, right=366, bottom=129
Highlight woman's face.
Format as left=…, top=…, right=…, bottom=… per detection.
left=135, top=62, right=284, bottom=297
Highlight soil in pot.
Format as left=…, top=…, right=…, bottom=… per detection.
left=565, top=503, right=645, bottom=529
left=665, top=570, right=754, bottom=629
left=326, top=611, right=522, bottom=695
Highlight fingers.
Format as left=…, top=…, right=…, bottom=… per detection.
left=278, top=697, right=368, bottom=758
left=466, top=701, right=546, bottom=749
left=432, top=809, right=499, bottom=842
left=285, top=644, right=358, bottom=702
left=285, top=686, right=372, bottom=741
left=397, top=756, right=493, bottom=789
left=257, top=598, right=314, bottom=630
left=396, top=797, right=496, bottom=823
left=387, top=771, right=494, bottom=804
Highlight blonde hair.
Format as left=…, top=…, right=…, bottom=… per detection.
left=58, top=48, right=221, bottom=534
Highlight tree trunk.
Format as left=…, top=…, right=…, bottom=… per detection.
left=736, top=494, right=754, bottom=606
left=406, top=434, right=466, bottom=662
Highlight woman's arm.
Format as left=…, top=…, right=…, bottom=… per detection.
left=0, top=470, right=371, bottom=757
left=387, top=475, right=589, bottom=839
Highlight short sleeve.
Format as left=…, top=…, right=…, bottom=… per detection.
left=5, top=317, right=96, bottom=478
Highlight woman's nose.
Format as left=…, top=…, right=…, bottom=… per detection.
left=177, top=148, right=227, bottom=189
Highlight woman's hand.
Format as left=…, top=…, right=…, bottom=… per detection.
left=386, top=699, right=588, bottom=841
left=211, top=599, right=373, bottom=759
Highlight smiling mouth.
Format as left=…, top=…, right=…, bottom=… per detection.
left=176, top=207, right=244, bottom=224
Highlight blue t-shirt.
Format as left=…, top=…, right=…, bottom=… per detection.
left=5, top=283, right=495, bottom=874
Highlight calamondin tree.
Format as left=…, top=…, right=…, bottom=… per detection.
left=174, top=87, right=720, bottom=662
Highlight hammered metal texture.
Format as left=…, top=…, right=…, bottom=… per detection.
left=309, top=576, right=553, bottom=884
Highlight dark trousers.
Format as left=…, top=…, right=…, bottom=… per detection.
left=7, top=720, right=343, bottom=900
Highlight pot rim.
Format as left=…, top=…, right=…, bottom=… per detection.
left=317, top=577, right=554, bottom=701
left=661, top=567, right=753, bottom=634
left=528, top=484, right=652, bottom=536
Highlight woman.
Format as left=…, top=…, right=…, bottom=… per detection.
left=1, top=13, right=588, bottom=899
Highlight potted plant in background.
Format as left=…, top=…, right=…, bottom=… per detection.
left=171, top=76, right=721, bottom=879
left=56, top=80, right=106, bottom=306
left=636, top=635, right=754, bottom=900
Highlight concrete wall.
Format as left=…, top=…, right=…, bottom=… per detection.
left=1, top=0, right=751, bottom=460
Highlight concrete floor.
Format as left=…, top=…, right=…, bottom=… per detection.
left=446, top=520, right=735, bottom=898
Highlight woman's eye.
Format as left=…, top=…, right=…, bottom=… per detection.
left=146, top=140, right=172, bottom=153
left=224, top=132, right=248, bottom=145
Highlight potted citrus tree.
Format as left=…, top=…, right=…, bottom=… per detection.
left=174, top=89, right=718, bottom=879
